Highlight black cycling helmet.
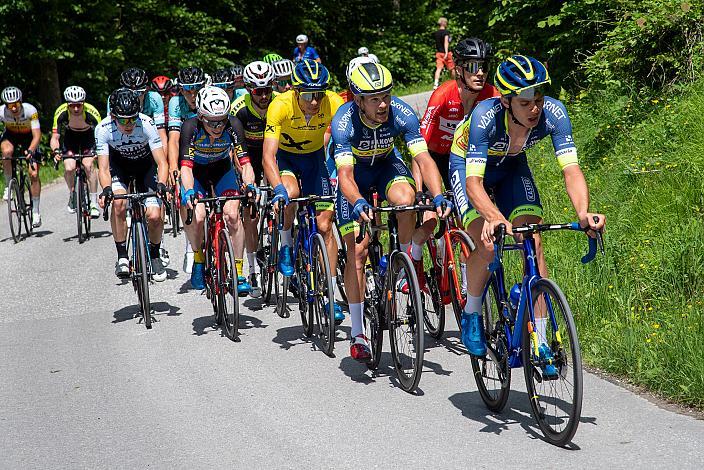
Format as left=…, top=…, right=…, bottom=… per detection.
left=454, top=38, right=492, bottom=63
left=119, top=67, right=150, bottom=90
left=177, top=66, right=206, bottom=86
left=212, top=68, right=235, bottom=86
left=109, top=88, right=140, bottom=118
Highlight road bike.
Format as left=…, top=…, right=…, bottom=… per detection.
left=255, top=186, right=281, bottom=305
left=3, top=147, right=37, bottom=242
left=472, top=220, right=603, bottom=445
left=55, top=151, right=95, bottom=243
left=167, top=171, right=181, bottom=238
left=357, top=199, right=436, bottom=393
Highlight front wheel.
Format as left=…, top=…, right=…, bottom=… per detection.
left=363, top=267, right=383, bottom=370
left=311, top=233, right=335, bottom=356
left=420, top=238, right=445, bottom=339
left=522, top=278, right=583, bottom=446
left=22, top=177, right=33, bottom=235
left=218, top=229, right=240, bottom=341
left=388, top=251, right=424, bottom=393
left=7, top=179, right=22, bottom=243
left=297, top=240, right=313, bottom=337
left=133, top=221, right=152, bottom=329
left=449, top=229, right=474, bottom=331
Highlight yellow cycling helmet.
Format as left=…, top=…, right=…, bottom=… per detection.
left=349, top=63, right=393, bottom=96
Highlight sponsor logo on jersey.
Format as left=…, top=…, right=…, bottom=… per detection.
left=521, top=176, right=536, bottom=202
left=543, top=100, right=566, bottom=120
left=450, top=170, right=468, bottom=213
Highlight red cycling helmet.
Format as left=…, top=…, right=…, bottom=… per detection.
left=150, top=75, right=173, bottom=94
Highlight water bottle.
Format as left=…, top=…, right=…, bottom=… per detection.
left=509, top=283, right=521, bottom=310
left=378, top=254, right=388, bottom=277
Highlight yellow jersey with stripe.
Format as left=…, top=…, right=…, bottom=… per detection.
left=0, top=103, right=40, bottom=134
left=52, top=102, right=102, bottom=134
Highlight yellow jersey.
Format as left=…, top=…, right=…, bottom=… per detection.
left=264, top=90, right=344, bottom=154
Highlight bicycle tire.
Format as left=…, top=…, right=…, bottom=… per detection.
left=204, top=221, right=222, bottom=324
left=421, top=238, right=445, bottom=338
left=7, top=178, right=22, bottom=243
left=22, top=178, right=33, bottom=235
left=449, top=230, right=474, bottom=331
left=522, top=277, right=583, bottom=446
left=76, top=175, right=85, bottom=243
left=218, top=229, right=240, bottom=341
left=297, top=239, right=313, bottom=337
left=363, top=266, right=383, bottom=370
left=388, top=251, right=424, bottom=393
left=311, top=233, right=336, bottom=356
left=134, top=221, right=152, bottom=329
left=171, top=197, right=181, bottom=238
left=335, top=225, right=348, bottom=304
left=81, top=175, right=91, bottom=241
left=470, top=276, right=511, bottom=412
left=263, top=216, right=279, bottom=305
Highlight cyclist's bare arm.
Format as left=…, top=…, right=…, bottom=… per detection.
left=262, top=136, right=282, bottom=187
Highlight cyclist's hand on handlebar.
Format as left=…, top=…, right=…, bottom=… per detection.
left=432, top=194, right=453, bottom=219
left=352, top=198, right=372, bottom=223
left=580, top=213, right=606, bottom=238
left=52, top=148, right=62, bottom=162
left=482, top=218, right=512, bottom=246
left=156, top=182, right=168, bottom=199
left=182, top=188, right=196, bottom=210
left=271, top=183, right=289, bottom=213
left=245, top=183, right=261, bottom=202
left=169, top=168, right=180, bottom=186
left=99, top=186, right=113, bottom=209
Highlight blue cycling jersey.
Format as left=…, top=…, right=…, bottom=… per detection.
left=167, top=95, right=198, bottom=132
left=292, top=46, right=320, bottom=63
left=331, top=97, right=428, bottom=168
left=448, top=96, right=578, bottom=219
left=178, top=116, right=247, bottom=167
left=106, top=91, right=165, bottom=129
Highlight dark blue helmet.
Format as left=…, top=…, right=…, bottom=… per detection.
left=495, top=55, right=550, bottom=97
left=291, top=59, right=329, bottom=92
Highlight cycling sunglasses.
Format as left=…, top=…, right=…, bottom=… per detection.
left=115, top=116, right=137, bottom=125
left=180, top=83, right=204, bottom=91
left=276, top=79, right=291, bottom=88
left=250, top=87, right=273, bottom=96
left=298, top=91, right=325, bottom=102
left=458, top=60, right=488, bottom=74
left=213, top=82, right=235, bottom=90
left=203, top=118, right=227, bottom=129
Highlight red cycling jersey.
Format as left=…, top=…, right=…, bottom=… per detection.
left=420, top=80, right=500, bottom=154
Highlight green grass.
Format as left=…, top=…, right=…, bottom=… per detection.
left=525, top=80, right=704, bottom=408
left=395, top=81, right=434, bottom=97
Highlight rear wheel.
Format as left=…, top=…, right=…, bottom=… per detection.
left=470, top=277, right=511, bottom=412
left=311, top=233, right=335, bottom=356
left=522, top=278, right=583, bottom=446
left=133, top=221, right=152, bottom=329
left=22, top=178, right=33, bottom=235
left=218, top=230, right=240, bottom=341
left=7, top=178, right=22, bottom=243
left=297, top=240, right=313, bottom=337
left=449, top=229, right=474, bottom=330
left=388, top=251, right=424, bottom=393
left=204, top=222, right=221, bottom=324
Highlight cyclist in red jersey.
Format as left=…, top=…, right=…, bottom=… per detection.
left=418, top=38, right=499, bottom=191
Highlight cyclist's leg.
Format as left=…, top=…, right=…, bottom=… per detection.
left=276, top=150, right=301, bottom=256
left=243, top=161, right=262, bottom=279
left=0, top=135, right=13, bottom=189
left=109, top=159, right=130, bottom=265
left=304, top=148, right=337, bottom=283
left=380, top=157, right=416, bottom=252
left=140, top=163, right=164, bottom=251
left=216, top=162, right=247, bottom=287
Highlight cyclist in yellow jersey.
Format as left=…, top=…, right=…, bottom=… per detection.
left=50, top=86, right=102, bottom=217
left=262, top=59, right=344, bottom=320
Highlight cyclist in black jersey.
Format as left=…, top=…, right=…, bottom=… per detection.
left=230, top=61, right=277, bottom=296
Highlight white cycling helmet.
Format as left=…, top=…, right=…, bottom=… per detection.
left=243, top=61, right=275, bottom=88
left=272, top=59, right=294, bottom=78
left=63, top=86, right=86, bottom=103
left=346, top=56, right=379, bottom=82
left=1, top=86, right=22, bottom=104
left=357, top=46, right=369, bottom=56
left=196, top=86, right=230, bottom=119
left=296, top=34, right=308, bottom=44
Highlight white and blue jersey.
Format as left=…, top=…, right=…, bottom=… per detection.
left=106, top=91, right=165, bottom=129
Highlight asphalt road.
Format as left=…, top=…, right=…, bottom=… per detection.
left=2, top=91, right=704, bottom=468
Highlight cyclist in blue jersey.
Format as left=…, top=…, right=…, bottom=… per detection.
left=179, top=86, right=254, bottom=294
left=332, top=62, right=451, bottom=361
left=447, top=55, right=605, bottom=358
left=292, top=34, right=321, bottom=63
left=169, top=66, right=206, bottom=273
left=107, top=68, right=168, bottom=150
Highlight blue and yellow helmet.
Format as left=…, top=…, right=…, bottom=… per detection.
left=495, top=55, right=551, bottom=98
left=291, top=59, right=330, bottom=92
left=349, top=62, right=393, bottom=96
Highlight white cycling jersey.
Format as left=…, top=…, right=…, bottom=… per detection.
left=95, top=113, right=162, bottom=161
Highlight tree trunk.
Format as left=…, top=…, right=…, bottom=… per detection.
left=37, top=58, right=61, bottom=122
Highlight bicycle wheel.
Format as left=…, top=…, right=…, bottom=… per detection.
left=75, top=175, right=85, bottom=243
left=133, top=221, right=152, bottom=329
left=171, top=194, right=181, bottom=238
left=261, top=215, right=279, bottom=305
left=7, top=178, right=22, bottom=243
left=204, top=222, right=221, bottom=324
left=470, top=276, right=511, bottom=412
left=218, top=230, right=240, bottom=341
left=363, top=266, right=383, bottom=370
left=297, top=240, right=313, bottom=337
left=421, top=239, right=445, bottom=339
left=387, top=251, right=424, bottom=393
left=449, top=230, right=474, bottom=330
left=334, top=225, right=348, bottom=304
left=311, top=233, right=336, bottom=356
left=81, top=175, right=91, bottom=241
left=522, top=277, right=583, bottom=446
left=21, top=178, right=33, bottom=235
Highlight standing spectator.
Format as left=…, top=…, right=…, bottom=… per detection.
left=357, top=46, right=379, bottom=63
left=433, top=17, right=455, bottom=89
left=292, top=34, right=321, bottom=63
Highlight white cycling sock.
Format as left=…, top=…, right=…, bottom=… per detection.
left=32, top=197, right=40, bottom=212
left=280, top=229, right=293, bottom=247
left=535, top=317, right=548, bottom=344
left=185, top=238, right=193, bottom=254
left=410, top=241, right=423, bottom=261
left=246, top=251, right=257, bottom=275
left=91, top=192, right=98, bottom=204
left=400, top=241, right=410, bottom=255
left=350, top=302, right=364, bottom=338
left=464, top=294, right=483, bottom=316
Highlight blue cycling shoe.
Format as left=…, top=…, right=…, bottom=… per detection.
left=237, top=275, right=251, bottom=297
left=325, top=302, right=345, bottom=325
left=190, top=262, right=205, bottom=290
left=461, top=312, right=487, bottom=357
left=538, top=343, right=559, bottom=379
left=278, top=245, right=294, bottom=276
